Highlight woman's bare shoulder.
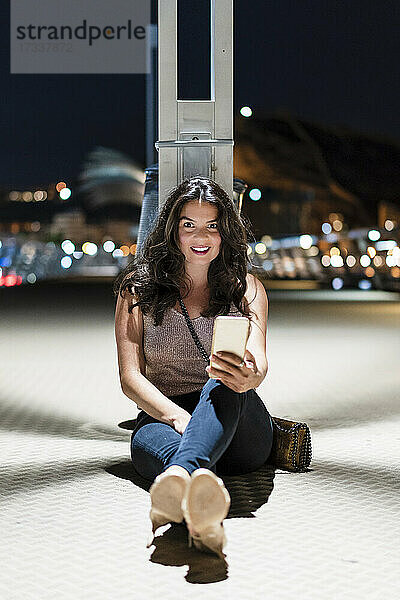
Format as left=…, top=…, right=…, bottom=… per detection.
left=244, top=272, right=260, bottom=298
left=115, top=285, right=143, bottom=318
left=243, top=273, right=268, bottom=315
left=115, top=287, right=146, bottom=380
left=115, top=286, right=144, bottom=344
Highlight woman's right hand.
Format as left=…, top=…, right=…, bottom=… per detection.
left=170, top=409, right=192, bottom=435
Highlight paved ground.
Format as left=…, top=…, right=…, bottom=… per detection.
left=1, top=282, right=399, bottom=599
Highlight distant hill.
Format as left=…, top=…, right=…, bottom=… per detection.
left=235, top=111, right=400, bottom=233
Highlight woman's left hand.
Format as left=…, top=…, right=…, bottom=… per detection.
left=205, top=349, right=262, bottom=393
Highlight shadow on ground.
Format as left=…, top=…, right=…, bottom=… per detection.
left=106, top=458, right=276, bottom=583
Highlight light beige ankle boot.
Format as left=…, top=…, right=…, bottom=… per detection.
left=181, top=468, right=231, bottom=559
left=147, top=466, right=191, bottom=547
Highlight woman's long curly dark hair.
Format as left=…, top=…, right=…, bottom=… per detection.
left=113, top=176, right=257, bottom=326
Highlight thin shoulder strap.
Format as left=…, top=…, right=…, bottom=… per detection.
left=178, top=297, right=209, bottom=364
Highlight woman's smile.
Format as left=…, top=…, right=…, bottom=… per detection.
left=190, top=246, right=211, bottom=255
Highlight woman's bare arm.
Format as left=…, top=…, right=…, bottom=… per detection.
left=204, top=273, right=269, bottom=392
left=244, top=273, right=269, bottom=383
left=114, top=290, right=190, bottom=427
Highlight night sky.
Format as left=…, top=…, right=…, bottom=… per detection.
left=1, top=0, right=399, bottom=187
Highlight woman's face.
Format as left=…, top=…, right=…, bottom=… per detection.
left=177, top=199, right=221, bottom=266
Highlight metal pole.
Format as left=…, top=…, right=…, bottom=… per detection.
left=157, top=0, right=233, bottom=209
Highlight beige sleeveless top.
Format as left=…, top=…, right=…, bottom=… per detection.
left=143, top=304, right=245, bottom=396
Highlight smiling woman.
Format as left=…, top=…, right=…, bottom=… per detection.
left=113, top=176, right=273, bottom=559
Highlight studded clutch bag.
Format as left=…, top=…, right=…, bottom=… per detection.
left=178, top=296, right=312, bottom=473
left=267, top=417, right=312, bottom=472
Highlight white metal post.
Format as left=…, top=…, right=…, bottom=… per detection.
left=156, top=0, right=233, bottom=209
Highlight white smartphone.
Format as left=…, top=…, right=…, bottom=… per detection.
left=209, top=316, right=250, bottom=377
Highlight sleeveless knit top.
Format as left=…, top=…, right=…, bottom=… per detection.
left=143, top=304, right=246, bottom=396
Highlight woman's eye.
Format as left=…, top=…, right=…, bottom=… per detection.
left=182, top=221, right=218, bottom=229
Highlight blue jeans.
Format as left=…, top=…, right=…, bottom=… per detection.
left=130, top=378, right=274, bottom=482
